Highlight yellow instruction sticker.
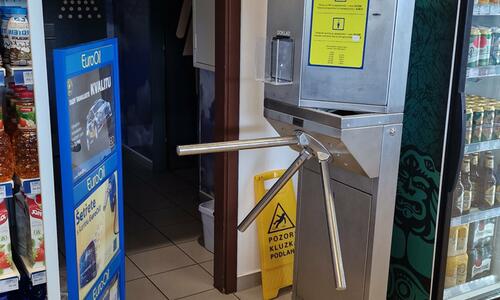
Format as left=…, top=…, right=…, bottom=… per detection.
left=309, top=0, right=369, bottom=68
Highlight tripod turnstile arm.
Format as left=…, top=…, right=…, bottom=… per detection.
left=177, top=136, right=299, bottom=156
left=237, top=150, right=313, bottom=232
left=319, top=159, right=347, bottom=291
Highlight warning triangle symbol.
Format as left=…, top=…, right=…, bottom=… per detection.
left=268, top=203, right=295, bottom=234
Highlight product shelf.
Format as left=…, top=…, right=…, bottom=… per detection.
left=450, top=207, right=500, bottom=227
left=0, top=264, right=20, bottom=294
left=444, top=275, right=500, bottom=300
left=5, top=65, right=33, bottom=86
left=17, top=255, right=46, bottom=286
left=467, top=66, right=500, bottom=79
left=465, top=139, right=500, bottom=154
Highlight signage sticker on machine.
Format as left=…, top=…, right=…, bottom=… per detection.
left=54, top=39, right=125, bottom=300
left=309, top=0, right=369, bottom=68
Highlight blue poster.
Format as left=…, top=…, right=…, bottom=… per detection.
left=53, top=39, right=125, bottom=300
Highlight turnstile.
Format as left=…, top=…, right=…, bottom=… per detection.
left=177, top=0, right=416, bottom=298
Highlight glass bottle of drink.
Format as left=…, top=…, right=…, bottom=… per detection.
left=462, top=157, right=473, bottom=214
left=0, top=108, right=14, bottom=182
left=452, top=170, right=465, bottom=217
left=480, top=152, right=496, bottom=210
left=470, top=153, right=481, bottom=209
left=12, top=100, right=39, bottom=179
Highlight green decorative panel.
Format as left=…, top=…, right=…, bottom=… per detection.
left=387, top=0, right=460, bottom=299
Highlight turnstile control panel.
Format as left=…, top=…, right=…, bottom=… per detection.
left=265, top=0, right=415, bottom=113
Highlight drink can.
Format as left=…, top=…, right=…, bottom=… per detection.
left=491, top=27, right=500, bottom=65
left=465, top=127, right=473, bottom=144
left=473, top=106, right=484, bottom=126
left=466, top=108, right=474, bottom=128
left=469, top=27, right=482, bottom=67
left=472, top=125, right=483, bottom=143
left=495, top=104, right=500, bottom=123
left=480, top=28, right=493, bottom=66
left=494, top=124, right=500, bottom=139
left=484, top=105, right=495, bottom=125
left=482, top=124, right=494, bottom=141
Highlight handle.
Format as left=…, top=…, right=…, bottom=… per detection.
left=177, top=136, right=299, bottom=156
left=238, top=150, right=313, bottom=232
left=319, top=160, right=347, bottom=291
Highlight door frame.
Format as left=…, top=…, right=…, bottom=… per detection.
left=214, top=0, right=240, bottom=294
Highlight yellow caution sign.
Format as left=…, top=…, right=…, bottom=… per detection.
left=309, top=0, right=369, bottom=68
left=254, top=170, right=296, bottom=300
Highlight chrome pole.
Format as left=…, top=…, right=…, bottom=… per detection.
left=319, top=160, right=347, bottom=291
left=237, top=150, right=313, bottom=232
left=177, top=136, right=299, bottom=156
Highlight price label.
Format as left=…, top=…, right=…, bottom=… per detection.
left=30, top=180, right=41, bottom=195
left=0, top=186, right=6, bottom=199
left=0, top=276, right=19, bottom=293
left=23, top=71, right=33, bottom=85
left=32, top=271, right=46, bottom=286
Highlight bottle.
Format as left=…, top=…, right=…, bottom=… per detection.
left=12, top=100, right=39, bottom=179
left=445, top=256, right=458, bottom=288
left=452, top=171, right=465, bottom=217
left=480, top=152, right=496, bottom=209
left=462, top=157, right=474, bottom=214
left=456, top=253, right=468, bottom=285
left=470, top=153, right=481, bottom=210
left=0, top=108, right=14, bottom=183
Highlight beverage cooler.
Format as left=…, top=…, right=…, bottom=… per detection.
left=434, top=0, right=500, bottom=298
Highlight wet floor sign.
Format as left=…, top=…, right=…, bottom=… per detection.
left=254, top=170, right=296, bottom=300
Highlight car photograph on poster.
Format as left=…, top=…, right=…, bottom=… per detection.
left=86, top=99, right=113, bottom=151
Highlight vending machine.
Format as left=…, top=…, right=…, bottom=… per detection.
left=430, top=0, right=500, bottom=298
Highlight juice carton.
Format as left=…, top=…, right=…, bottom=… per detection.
left=14, top=193, right=44, bottom=268
left=0, top=199, right=13, bottom=276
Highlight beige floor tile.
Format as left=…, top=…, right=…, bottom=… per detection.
left=142, top=207, right=195, bottom=228
left=150, top=265, right=214, bottom=299
left=178, top=240, right=213, bottom=263
left=199, top=261, right=213, bottom=276
left=125, top=228, right=172, bottom=255
left=181, top=289, right=238, bottom=300
left=235, top=286, right=263, bottom=300
left=129, top=245, right=195, bottom=276
left=126, top=278, right=167, bottom=300
left=126, top=257, right=145, bottom=281
left=159, top=221, right=202, bottom=244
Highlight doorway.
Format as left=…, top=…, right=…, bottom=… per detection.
left=112, top=0, right=240, bottom=297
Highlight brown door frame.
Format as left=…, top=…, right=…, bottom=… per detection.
left=214, top=0, right=240, bottom=294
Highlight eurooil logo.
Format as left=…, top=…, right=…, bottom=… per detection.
left=81, top=50, right=102, bottom=69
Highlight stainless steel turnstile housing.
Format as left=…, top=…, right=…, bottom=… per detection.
left=178, top=0, right=415, bottom=299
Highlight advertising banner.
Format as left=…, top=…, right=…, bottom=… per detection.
left=53, top=39, right=124, bottom=300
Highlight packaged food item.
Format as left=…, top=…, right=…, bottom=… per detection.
left=0, top=108, right=14, bottom=183
left=468, top=218, right=496, bottom=250
left=479, top=27, right=493, bottom=66
left=469, top=27, right=482, bottom=67
left=446, top=254, right=468, bottom=288
left=7, top=8, right=30, bottom=66
left=468, top=245, right=493, bottom=281
left=12, top=98, right=39, bottom=179
left=1, top=7, right=25, bottom=65
left=14, top=193, right=44, bottom=268
left=449, top=225, right=470, bottom=256
left=491, top=27, right=500, bottom=65
left=0, top=199, right=14, bottom=276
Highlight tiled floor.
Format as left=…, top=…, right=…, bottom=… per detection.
left=124, top=161, right=291, bottom=299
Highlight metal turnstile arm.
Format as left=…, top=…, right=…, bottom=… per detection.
left=237, top=150, right=313, bottom=232
left=319, top=160, right=347, bottom=291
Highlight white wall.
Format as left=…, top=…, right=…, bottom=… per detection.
left=237, top=0, right=297, bottom=277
